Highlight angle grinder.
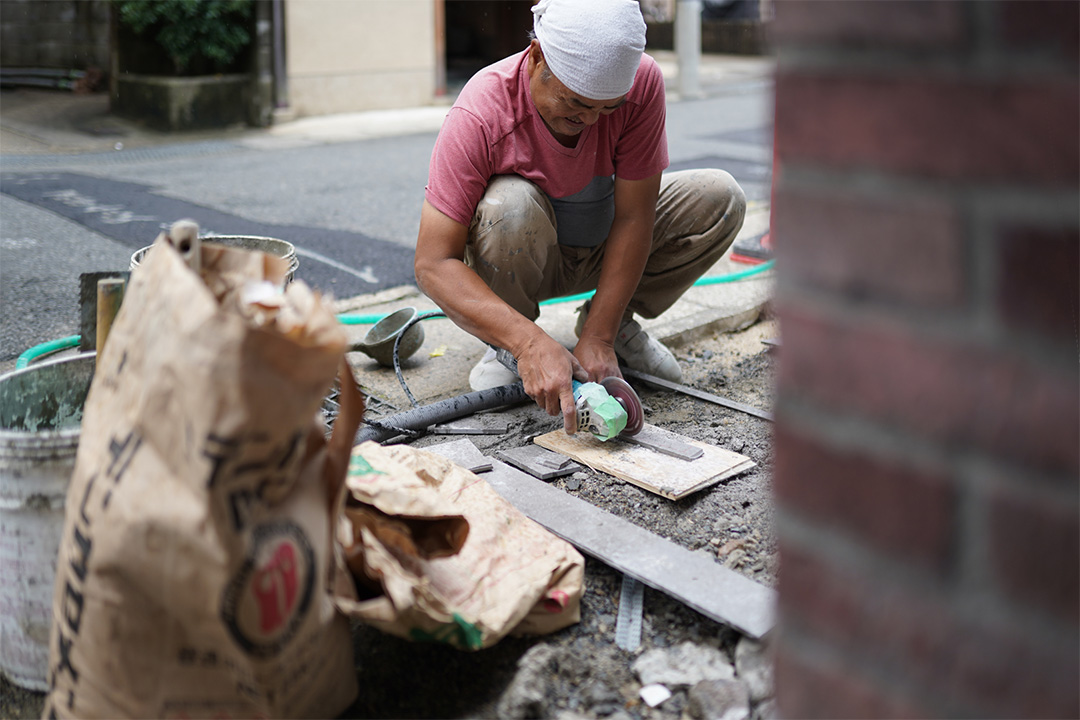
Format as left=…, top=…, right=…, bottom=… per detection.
left=572, top=376, right=644, bottom=442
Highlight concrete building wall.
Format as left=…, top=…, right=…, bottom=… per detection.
left=0, top=0, right=110, bottom=71
left=285, top=0, right=437, bottom=118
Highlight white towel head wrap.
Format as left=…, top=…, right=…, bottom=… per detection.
left=532, top=0, right=647, bottom=100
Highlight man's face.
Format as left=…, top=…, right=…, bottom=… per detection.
left=527, top=41, right=626, bottom=143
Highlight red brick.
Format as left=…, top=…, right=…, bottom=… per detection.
left=777, top=543, right=1080, bottom=718
left=988, top=485, right=1080, bottom=621
left=776, top=306, right=1080, bottom=475
left=771, top=0, right=968, bottom=50
left=774, top=424, right=957, bottom=573
left=773, top=183, right=965, bottom=308
left=999, top=0, right=1080, bottom=66
left=995, top=224, right=1080, bottom=345
left=774, top=71, right=1080, bottom=185
left=775, top=644, right=929, bottom=720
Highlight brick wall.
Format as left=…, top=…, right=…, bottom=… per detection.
left=770, top=2, right=1079, bottom=717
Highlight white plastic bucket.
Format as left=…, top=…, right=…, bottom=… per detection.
left=0, top=353, right=95, bottom=691
left=130, top=234, right=299, bottom=283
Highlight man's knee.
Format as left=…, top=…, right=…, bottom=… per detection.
left=472, top=175, right=555, bottom=240
left=467, top=176, right=559, bottom=299
left=658, top=168, right=746, bottom=243
left=706, top=168, right=745, bottom=212
left=681, top=168, right=744, bottom=224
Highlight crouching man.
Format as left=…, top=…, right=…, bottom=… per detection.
left=414, top=0, right=745, bottom=432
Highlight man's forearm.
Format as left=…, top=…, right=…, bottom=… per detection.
left=579, top=219, right=652, bottom=342
left=417, top=258, right=546, bottom=355
left=579, top=172, right=660, bottom=343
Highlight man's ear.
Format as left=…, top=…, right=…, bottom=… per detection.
left=528, top=39, right=544, bottom=68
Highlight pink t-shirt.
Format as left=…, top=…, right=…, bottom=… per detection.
left=425, top=49, right=669, bottom=246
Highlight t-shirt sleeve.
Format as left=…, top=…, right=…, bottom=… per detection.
left=613, top=59, right=669, bottom=181
left=425, top=107, right=493, bottom=227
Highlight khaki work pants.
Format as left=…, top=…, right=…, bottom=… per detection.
left=464, top=169, right=746, bottom=322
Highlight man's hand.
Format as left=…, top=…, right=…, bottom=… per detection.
left=512, top=333, right=588, bottom=434
left=572, top=334, right=622, bottom=382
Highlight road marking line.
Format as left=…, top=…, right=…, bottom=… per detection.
left=293, top=246, right=380, bottom=283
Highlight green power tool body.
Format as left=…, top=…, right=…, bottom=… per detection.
left=572, top=376, right=644, bottom=441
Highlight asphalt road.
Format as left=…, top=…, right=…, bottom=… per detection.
left=0, top=78, right=773, bottom=371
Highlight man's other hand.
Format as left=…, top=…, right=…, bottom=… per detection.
left=514, top=334, right=588, bottom=434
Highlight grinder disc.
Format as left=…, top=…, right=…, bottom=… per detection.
left=601, top=376, right=644, bottom=436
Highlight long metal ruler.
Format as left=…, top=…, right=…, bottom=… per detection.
left=622, top=368, right=774, bottom=422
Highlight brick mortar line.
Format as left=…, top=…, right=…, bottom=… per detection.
left=780, top=163, right=1080, bottom=209
left=775, top=623, right=969, bottom=719
left=773, top=45, right=1077, bottom=79
left=772, top=284, right=1077, bottom=373
left=776, top=397, right=1077, bottom=497
left=775, top=508, right=1077, bottom=645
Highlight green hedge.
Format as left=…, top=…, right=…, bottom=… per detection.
left=115, top=0, right=253, bottom=76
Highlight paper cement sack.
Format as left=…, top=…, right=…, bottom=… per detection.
left=44, top=235, right=361, bottom=719
left=333, top=442, right=584, bottom=650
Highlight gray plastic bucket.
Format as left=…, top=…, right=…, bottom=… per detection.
left=130, top=234, right=299, bottom=283
left=0, top=352, right=95, bottom=691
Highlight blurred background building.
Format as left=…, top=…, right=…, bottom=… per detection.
left=0, top=0, right=769, bottom=127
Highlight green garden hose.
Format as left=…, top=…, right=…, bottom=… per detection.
left=14, top=261, right=775, bottom=367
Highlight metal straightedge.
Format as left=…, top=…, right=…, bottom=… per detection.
left=621, top=425, right=703, bottom=461
left=614, top=575, right=645, bottom=652
left=622, top=368, right=774, bottom=422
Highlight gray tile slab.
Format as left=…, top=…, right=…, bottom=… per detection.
left=483, top=459, right=776, bottom=639
left=496, top=445, right=583, bottom=481
left=425, top=438, right=493, bottom=474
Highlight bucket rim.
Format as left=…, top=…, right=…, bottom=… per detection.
left=363, top=306, right=420, bottom=344
left=0, top=426, right=81, bottom=440
left=131, top=235, right=296, bottom=256
left=0, top=351, right=96, bottom=382
left=130, top=237, right=299, bottom=278
left=200, top=234, right=296, bottom=251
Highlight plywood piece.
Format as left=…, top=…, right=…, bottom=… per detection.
left=534, top=423, right=754, bottom=500
left=482, top=459, right=776, bottom=639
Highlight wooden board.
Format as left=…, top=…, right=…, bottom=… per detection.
left=534, top=423, right=754, bottom=500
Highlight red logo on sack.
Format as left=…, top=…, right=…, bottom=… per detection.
left=253, top=542, right=299, bottom=632
left=221, top=522, right=315, bottom=658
